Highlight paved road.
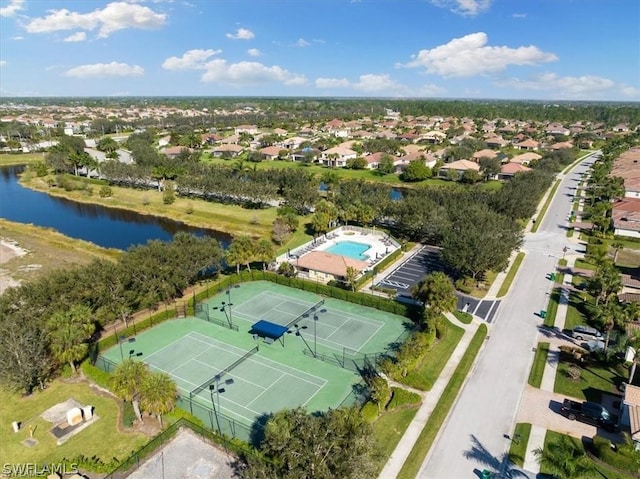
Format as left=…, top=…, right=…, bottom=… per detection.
left=417, top=154, right=598, bottom=478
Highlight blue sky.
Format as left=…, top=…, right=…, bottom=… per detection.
left=0, top=0, right=638, bottom=101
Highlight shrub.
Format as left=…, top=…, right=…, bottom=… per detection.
left=163, top=184, right=175, bottom=204
left=186, top=203, right=194, bottom=214
left=122, top=401, right=136, bottom=427
left=141, top=195, right=150, bottom=205
left=589, top=435, right=640, bottom=472
left=360, top=401, right=379, bottom=423
left=99, top=185, right=113, bottom=198
left=387, top=387, right=422, bottom=410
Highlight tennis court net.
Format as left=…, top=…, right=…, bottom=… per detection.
left=189, top=345, right=259, bottom=399
left=286, top=299, right=325, bottom=329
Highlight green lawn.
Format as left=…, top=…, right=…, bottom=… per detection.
left=0, top=152, right=45, bottom=166
left=508, top=423, right=532, bottom=467
left=403, top=319, right=465, bottom=391
left=497, top=252, right=525, bottom=298
left=452, top=310, right=473, bottom=324
left=555, top=359, right=626, bottom=402
left=542, top=430, right=636, bottom=479
left=0, top=379, right=148, bottom=468
left=528, top=342, right=550, bottom=388
left=397, top=324, right=487, bottom=479
left=371, top=400, right=421, bottom=473
left=544, top=288, right=560, bottom=327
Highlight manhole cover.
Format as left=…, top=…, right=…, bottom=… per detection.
left=22, top=438, right=38, bottom=448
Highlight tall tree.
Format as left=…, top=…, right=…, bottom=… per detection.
left=47, top=304, right=96, bottom=374
left=226, top=235, right=254, bottom=274
left=110, top=359, right=150, bottom=423
left=255, top=238, right=276, bottom=271
left=412, top=271, right=458, bottom=321
left=243, top=407, right=377, bottom=479
left=140, top=371, right=177, bottom=426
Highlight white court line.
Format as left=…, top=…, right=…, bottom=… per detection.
left=142, top=335, right=206, bottom=364
left=191, top=357, right=268, bottom=392
left=245, top=375, right=287, bottom=408
left=188, top=331, right=326, bottom=387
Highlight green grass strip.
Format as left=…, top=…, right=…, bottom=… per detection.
left=452, top=310, right=473, bottom=325
left=528, top=342, right=550, bottom=388
left=532, top=179, right=561, bottom=233
left=543, top=288, right=560, bottom=327
left=508, top=423, right=532, bottom=467
left=497, top=252, right=525, bottom=297
left=397, top=324, right=488, bottom=479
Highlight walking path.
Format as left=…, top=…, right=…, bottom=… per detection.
left=379, top=313, right=479, bottom=478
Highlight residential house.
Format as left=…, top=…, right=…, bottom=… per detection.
left=510, top=152, right=542, bottom=165
left=621, top=384, right=640, bottom=450
left=485, top=136, right=509, bottom=149
left=320, top=145, right=357, bottom=167
left=279, top=136, right=307, bottom=150
left=259, top=145, right=282, bottom=161
left=514, top=139, right=540, bottom=150
left=549, top=141, right=574, bottom=150
left=612, top=198, right=640, bottom=238
left=438, top=159, right=480, bottom=178
left=211, top=144, right=244, bottom=158
left=234, top=125, right=259, bottom=135
left=364, top=152, right=395, bottom=170
left=163, top=146, right=193, bottom=159
left=499, top=162, right=531, bottom=180
left=473, top=149, right=498, bottom=161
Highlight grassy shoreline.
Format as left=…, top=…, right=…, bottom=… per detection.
left=18, top=170, right=314, bottom=251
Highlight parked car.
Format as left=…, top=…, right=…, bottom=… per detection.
left=572, top=325, right=603, bottom=341
left=561, top=399, right=618, bottom=432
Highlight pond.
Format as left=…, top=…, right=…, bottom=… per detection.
left=0, top=165, right=231, bottom=250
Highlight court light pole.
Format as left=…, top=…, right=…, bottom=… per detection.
left=209, top=376, right=234, bottom=434
left=226, top=285, right=240, bottom=326
left=288, top=324, right=312, bottom=356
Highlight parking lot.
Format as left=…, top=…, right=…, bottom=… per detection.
left=376, top=245, right=501, bottom=323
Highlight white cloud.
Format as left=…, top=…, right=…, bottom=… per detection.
left=294, top=38, right=310, bottom=47
left=315, top=74, right=446, bottom=97
left=162, top=49, right=221, bottom=70
left=0, top=61, right=6, bottom=67
left=498, top=72, right=640, bottom=99
left=247, top=48, right=261, bottom=57
left=512, top=13, right=527, bottom=18
left=11, top=35, right=24, bottom=40
left=316, top=77, right=351, bottom=89
left=399, top=32, right=557, bottom=77
left=64, top=32, right=87, bottom=42
left=0, top=0, right=24, bottom=17
left=201, top=59, right=306, bottom=86
left=429, top=0, right=491, bottom=16
left=64, top=62, right=144, bottom=78
left=225, top=28, right=254, bottom=40
left=25, top=2, right=167, bottom=38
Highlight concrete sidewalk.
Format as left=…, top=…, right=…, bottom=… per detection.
left=378, top=314, right=479, bottom=478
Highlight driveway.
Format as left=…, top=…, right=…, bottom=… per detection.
left=517, top=386, right=623, bottom=443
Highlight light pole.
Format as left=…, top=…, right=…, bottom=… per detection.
left=128, top=350, right=143, bottom=360
left=225, top=285, right=240, bottom=326
left=117, top=333, right=136, bottom=362
left=288, top=324, right=312, bottom=356
left=209, top=376, right=234, bottom=433
left=302, top=308, right=327, bottom=359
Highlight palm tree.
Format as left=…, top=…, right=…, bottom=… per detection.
left=47, top=304, right=95, bottom=374
left=110, top=359, right=150, bottom=423
left=254, top=238, right=275, bottom=271
left=344, top=266, right=359, bottom=292
left=225, top=235, right=254, bottom=273
left=595, top=298, right=625, bottom=351
left=140, top=371, right=177, bottom=426
left=534, top=434, right=595, bottom=479
left=611, top=240, right=625, bottom=264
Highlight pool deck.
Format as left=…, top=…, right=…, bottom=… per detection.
left=276, top=225, right=401, bottom=271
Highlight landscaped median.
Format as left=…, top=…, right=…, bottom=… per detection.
left=531, top=179, right=561, bottom=233
left=397, top=324, right=488, bottom=479
left=497, top=252, right=525, bottom=298
left=528, top=342, right=550, bottom=388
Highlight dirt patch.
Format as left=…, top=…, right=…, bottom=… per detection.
left=0, top=239, right=29, bottom=294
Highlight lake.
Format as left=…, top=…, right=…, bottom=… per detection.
left=0, top=165, right=231, bottom=250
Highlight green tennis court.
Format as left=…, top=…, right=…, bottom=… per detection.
left=200, top=281, right=405, bottom=355
left=142, top=331, right=325, bottom=423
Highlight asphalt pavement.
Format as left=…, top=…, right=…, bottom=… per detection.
left=416, top=154, right=598, bottom=478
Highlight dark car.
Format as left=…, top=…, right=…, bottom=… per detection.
left=561, top=399, right=618, bottom=432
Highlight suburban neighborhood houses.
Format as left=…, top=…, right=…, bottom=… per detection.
left=1, top=97, right=640, bottom=479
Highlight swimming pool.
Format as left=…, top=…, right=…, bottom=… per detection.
left=325, top=240, right=371, bottom=260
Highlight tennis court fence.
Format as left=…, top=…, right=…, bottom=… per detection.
left=194, top=302, right=240, bottom=331
left=93, top=354, right=259, bottom=444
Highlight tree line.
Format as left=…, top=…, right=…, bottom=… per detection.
left=0, top=232, right=224, bottom=394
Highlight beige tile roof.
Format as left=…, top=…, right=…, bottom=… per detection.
left=625, top=384, right=640, bottom=406
left=296, top=251, right=368, bottom=277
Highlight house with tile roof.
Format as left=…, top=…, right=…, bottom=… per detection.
left=612, top=198, right=640, bottom=238
left=622, top=384, right=640, bottom=449
left=295, top=251, right=369, bottom=283
left=514, top=139, right=540, bottom=150
left=499, top=162, right=531, bottom=180
left=438, top=159, right=480, bottom=178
